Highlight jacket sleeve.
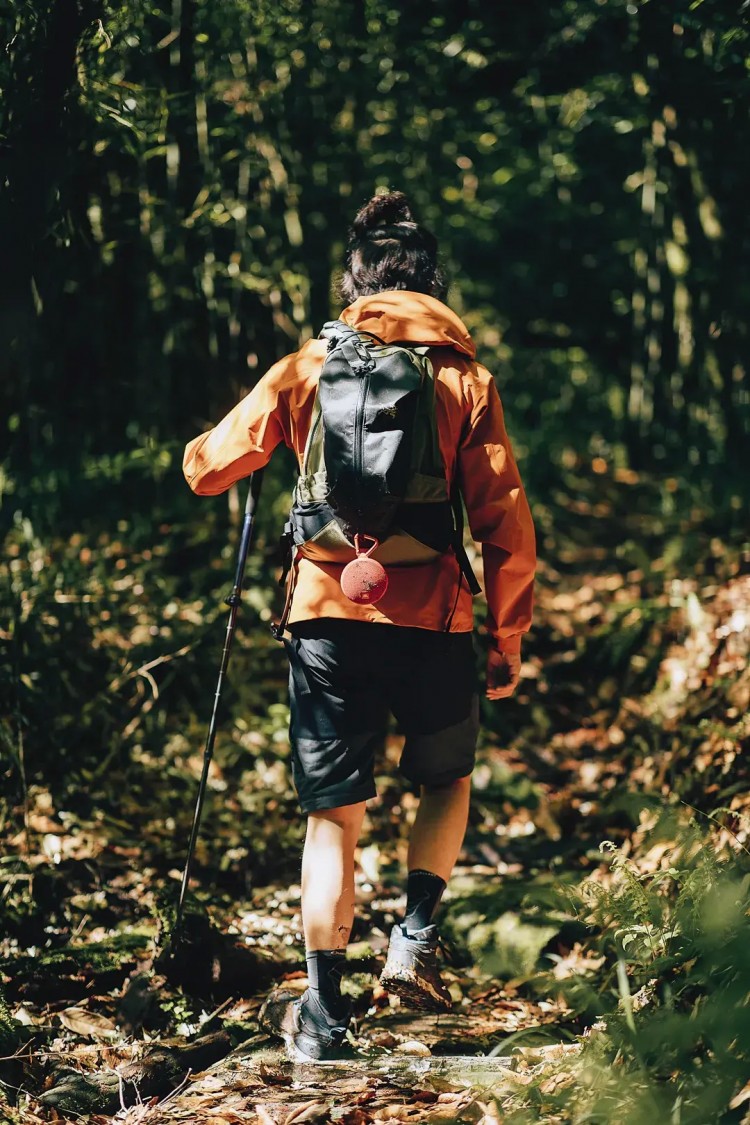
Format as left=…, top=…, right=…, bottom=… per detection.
left=457, top=366, right=536, bottom=655
left=182, top=353, right=297, bottom=495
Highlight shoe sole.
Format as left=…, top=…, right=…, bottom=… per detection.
left=380, top=968, right=452, bottom=1014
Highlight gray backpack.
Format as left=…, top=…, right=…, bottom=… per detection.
left=272, top=320, right=480, bottom=635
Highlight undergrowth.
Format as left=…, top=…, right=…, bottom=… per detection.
left=522, top=816, right=750, bottom=1124
left=1, top=471, right=748, bottom=1123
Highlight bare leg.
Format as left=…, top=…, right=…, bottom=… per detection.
left=407, top=775, right=471, bottom=885
left=378, top=777, right=472, bottom=1011
left=301, top=801, right=367, bottom=950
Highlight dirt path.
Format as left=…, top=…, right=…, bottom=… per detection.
left=117, top=976, right=577, bottom=1124
left=110, top=830, right=592, bottom=1125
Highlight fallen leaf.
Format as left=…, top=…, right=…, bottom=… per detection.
left=372, top=1107, right=422, bottom=1121
left=729, top=1081, right=750, bottom=1110
left=368, top=1030, right=398, bottom=1049
left=193, top=1073, right=227, bottom=1093
left=283, top=1101, right=331, bottom=1124
left=476, top=1099, right=503, bottom=1125
left=409, top=1090, right=438, bottom=1104
left=398, top=1041, right=431, bottom=1057
left=58, top=1007, right=117, bottom=1039
left=337, top=1109, right=374, bottom=1125
left=259, top=1062, right=293, bottom=1086
left=254, top=1107, right=277, bottom=1125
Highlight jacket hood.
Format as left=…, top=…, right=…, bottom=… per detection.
left=339, top=291, right=476, bottom=358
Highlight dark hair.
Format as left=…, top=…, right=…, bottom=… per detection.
left=340, top=191, right=446, bottom=304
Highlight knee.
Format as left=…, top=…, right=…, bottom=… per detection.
left=421, top=773, right=472, bottom=797
left=307, top=800, right=366, bottom=831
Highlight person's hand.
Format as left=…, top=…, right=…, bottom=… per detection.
left=486, top=647, right=522, bottom=700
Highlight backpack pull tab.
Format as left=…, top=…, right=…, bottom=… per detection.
left=354, top=533, right=378, bottom=558
left=340, top=535, right=389, bottom=605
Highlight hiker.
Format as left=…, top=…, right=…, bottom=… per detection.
left=183, top=191, right=536, bottom=1060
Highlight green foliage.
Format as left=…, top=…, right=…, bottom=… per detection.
left=465, top=911, right=560, bottom=980
left=2, top=0, right=749, bottom=529
left=0, top=503, right=292, bottom=832
left=537, top=820, right=750, bottom=1123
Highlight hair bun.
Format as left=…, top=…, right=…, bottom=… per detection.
left=351, top=191, right=414, bottom=236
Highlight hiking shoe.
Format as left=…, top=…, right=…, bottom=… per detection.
left=258, top=988, right=352, bottom=1062
left=379, top=924, right=453, bottom=1013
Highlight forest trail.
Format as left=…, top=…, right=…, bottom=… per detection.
left=4, top=476, right=748, bottom=1124
left=116, top=857, right=587, bottom=1123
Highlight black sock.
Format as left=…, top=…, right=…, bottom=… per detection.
left=403, top=868, right=447, bottom=934
left=306, top=949, right=347, bottom=1019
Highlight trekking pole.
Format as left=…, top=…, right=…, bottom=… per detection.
left=174, top=469, right=265, bottom=937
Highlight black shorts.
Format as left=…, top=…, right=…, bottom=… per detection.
left=283, top=620, right=479, bottom=813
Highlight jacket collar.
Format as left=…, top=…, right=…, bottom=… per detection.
left=339, top=291, right=476, bottom=358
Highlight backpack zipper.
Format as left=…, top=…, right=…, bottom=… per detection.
left=303, top=408, right=322, bottom=475
left=353, top=368, right=370, bottom=524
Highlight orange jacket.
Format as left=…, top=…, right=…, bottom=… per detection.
left=183, top=292, right=536, bottom=655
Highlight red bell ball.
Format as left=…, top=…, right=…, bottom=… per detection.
left=340, top=555, right=389, bottom=604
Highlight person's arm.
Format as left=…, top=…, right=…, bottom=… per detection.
left=183, top=353, right=297, bottom=495
left=456, top=365, right=536, bottom=697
